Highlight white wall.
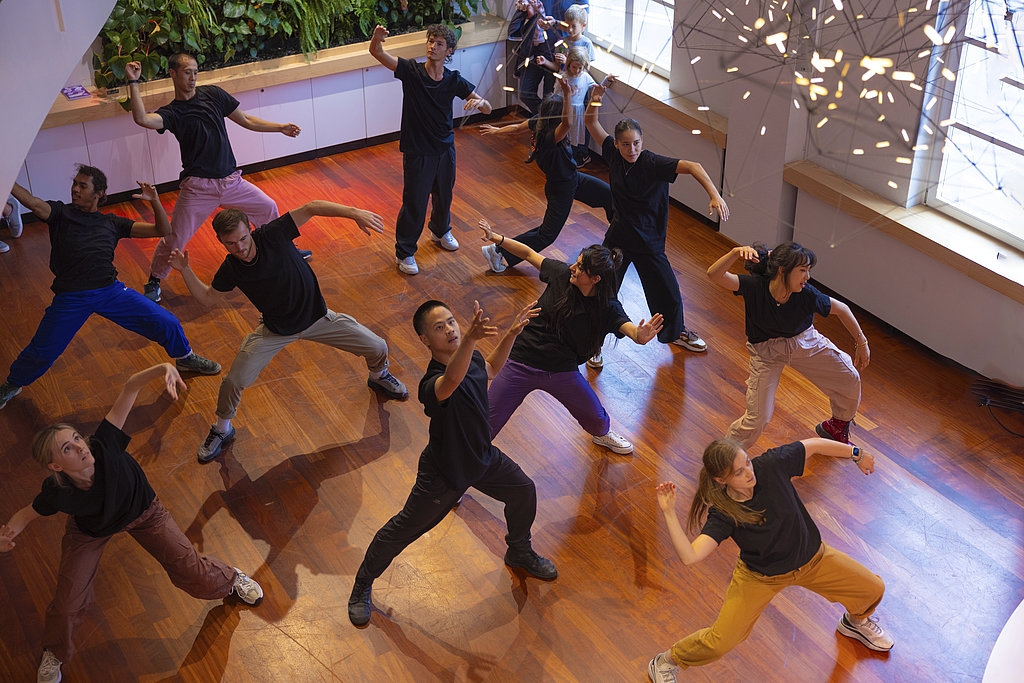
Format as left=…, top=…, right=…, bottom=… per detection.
left=0, top=0, right=116, bottom=201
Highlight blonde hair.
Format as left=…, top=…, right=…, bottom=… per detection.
left=686, top=439, right=765, bottom=533
left=564, top=4, right=588, bottom=24
left=32, top=423, right=79, bottom=488
left=566, top=45, right=590, bottom=71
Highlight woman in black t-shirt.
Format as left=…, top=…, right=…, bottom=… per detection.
left=583, top=84, right=730, bottom=355
left=479, top=76, right=613, bottom=273
left=0, top=364, right=263, bottom=683
left=479, top=219, right=663, bottom=455
left=707, top=242, right=870, bottom=449
left=646, top=437, right=892, bottom=682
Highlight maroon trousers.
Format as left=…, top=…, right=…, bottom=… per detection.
left=43, top=497, right=235, bottom=663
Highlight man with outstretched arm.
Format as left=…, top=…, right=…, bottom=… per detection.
left=369, top=23, right=492, bottom=275
left=167, top=200, right=409, bottom=463
left=126, top=55, right=305, bottom=303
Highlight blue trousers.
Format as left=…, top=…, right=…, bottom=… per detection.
left=7, top=280, right=192, bottom=387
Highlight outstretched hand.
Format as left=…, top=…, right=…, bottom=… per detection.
left=465, top=301, right=498, bottom=342
left=160, top=363, right=188, bottom=400
left=280, top=123, right=301, bottom=137
left=479, top=124, right=504, bottom=136
left=133, top=181, right=159, bottom=203
left=710, top=195, right=730, bottom=222
left=372, top=25, right=389, bottom=43
left=168, top=248, right=190, bottom=272
left=478, top=218, right=497, bottom=242
left=351, top=209, right=385, bottom=235
left=656, top=482, right=677, bottom=511
left=735, top=245, right=759, bottom=262
left=635, top=313, right=665, bottom=344
left=464, top=98, right=486, bottom=112
left=509, top=300, right=541, bottom=337
left=0, top=525, right=16, bottom=552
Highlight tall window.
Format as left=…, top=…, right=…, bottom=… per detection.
left=926, top=0, right=1024, bottom=251
left=588, top=0, right=675, bottom=75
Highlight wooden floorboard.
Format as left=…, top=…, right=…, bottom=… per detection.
left=2, top=122, right=1023, bottom=682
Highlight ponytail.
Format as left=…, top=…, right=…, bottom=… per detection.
left=686, top=439, right=765, bottom=533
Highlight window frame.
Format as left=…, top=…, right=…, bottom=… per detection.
left=585, top=0, right=675, bottom=79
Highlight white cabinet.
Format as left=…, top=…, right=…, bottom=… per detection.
left=311, top=70, right=367, bottom=148
left=258, top=80, right=317, bottom=160
left=147, top=126, right=184, bottom=185
left=458, top=42, right=506, bottom=113
left=225, top=89, right=266, bottom=166
left=362, top=64, right=404, bottom=138
left=83, top=115, right=156, bottom=195
left=25, top=124, right=90, bottom=202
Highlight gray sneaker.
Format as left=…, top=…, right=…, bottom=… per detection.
left=0, top=381, right=22, bottom=410
left=37, top=649, right=62, bottom=683
left=176, top=351, right=221, bottom=375
left=396, top=256, right=419, bottom=275
left=6, top=195, right=23, bottom=238
left=230, top=568, right=264, bottom=605
left=431, top=230, right=459, bottom=251
left=198, top=424, right=236, bottom=463
left=367, top=370, right=408, bottom=399
left=648, top=652, right=679, bottom=683
left=0, top=240, right=8, bottom=253
left=481, top=244, right=507, bottom=273
left=143, top=278, right=161, bottom=302
left=671, top=327, right=707, bottom=353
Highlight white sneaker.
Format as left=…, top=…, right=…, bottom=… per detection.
left=0, top=240, right=8, bottom=253
left=481, top=244, right=507, bottom=273
left=37, top=649, right=62, bottom=683
left=671, top=327, right=707, bottom=352
left=396, top=256, right=419, bottom=275
left=586, top=352, right=604, bottom=369
left=837, top=613, right=894, bottom=651
left=230, top=568, right=264, bottom=605
left=648, top=652, right=679, bottom=683
left=592, top=430, right=633, bottom=454
left=431, top=230, right=459, bottom=251
left=5, top=195, right=23, bottom=237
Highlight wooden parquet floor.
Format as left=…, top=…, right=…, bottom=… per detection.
left=1, top=123, right=1023, bottom=683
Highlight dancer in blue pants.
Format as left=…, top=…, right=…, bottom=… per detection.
left=0, top=165, right=220, bottom=411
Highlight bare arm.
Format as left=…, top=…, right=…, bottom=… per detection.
left=433, top=302, right=498, bottom=401
left=369, top=25, right=399, bottom=72
left=0, top=505, right=43, bottom=552
left=553, top=75, right=572, bottom=143
left=707, top=246, right=759, bottom=292
left=478, top=219, right=544, bottom=270
left=676, top=160, right=730, bottom=221
left=464, top=91, right=493, bottom=115
left=828, top=299, right=870, bottom=370
left=619, top=314, right=664, bottom=345
left=128, top=182, right=171, bottom=238
left=10, top=182, right=50, bottom=221
left=584, top=82, right=611, bottom=142
left=168, top=249, right=229, bottom=308
left=125, top=62, right=165, bottom=129
left=479, top=120, right=531, bottom=136
left=656, top=482, right=720, bottom=566
left=485, top=301, right=540, bottom=378
left=105, top=363, right=187, bottom=431
left=288, top=201, right=385, bottom=235
left=800, top=437, right=875, bottom=475
left=227, top=108, right=300, bottom=136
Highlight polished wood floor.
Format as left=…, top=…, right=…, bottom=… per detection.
left=2, top=123, right=1023, bottom=683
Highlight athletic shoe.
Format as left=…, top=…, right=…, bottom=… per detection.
left=296, top=247, right=313, bottom=260
left=396, top=256, right=419, bottom=275
left=229, top=568, right=264, bottom=605
left=348, top=580, right=373, bottom=625
left=648, top=652, right=679, bottom=683
left=143, top=277, right=161, bottom=303
left=6, top=196, right=22, bottom=237
left=37, top=649, right=62, bottom=683
left=816, top=417, right=853, bottom=445
left=0, top=240, right=8, bottom=253
left=586, top=352, right=603, bottom=369
left=481, top=244, right=507, bottom=273
left=176, top=351, right=221, bottom=375
left=198, top=425, right=236, bottom=463
left=504, top=547, right=558, bottom=579
left=576, top=153, right=592, bottom=168
left=367, top=370, right=408, bottom=399
left=592, top=430, right=633, bottom=455
left=431, top=230, right=460, bottom=251
left=671, top=327, right=707, bottom=353
left=0, top=381, right=22, bottom=410
left=837, top=613, right=894, bottom=651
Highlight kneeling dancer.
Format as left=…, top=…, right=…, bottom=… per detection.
left=348, top=299, right=557, bottom=626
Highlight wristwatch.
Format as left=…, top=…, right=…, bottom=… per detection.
left=850, top=446, right=862, bottom=462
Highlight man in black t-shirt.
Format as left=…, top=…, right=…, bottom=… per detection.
left=369, top=24, right=493, bottom=275
left=126, top=55, right=305, bottom=303
left=347, top=300, right=557, bottom=626
left=168, top=200, right=408, bottom=463
left=0, top=166, right=220, bottom=412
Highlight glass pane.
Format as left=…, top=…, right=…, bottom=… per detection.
left=588, top=0, right=626, bottom=55
left=631, top=0, right=674, bottom=71
left=949, top=42, right=1024, bottom=144
left=936, top=126, right=1024, bottom=241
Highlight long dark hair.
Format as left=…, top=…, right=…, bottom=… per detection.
left=535, top=92, right=565, bottom=144
left=550, top=245, right=623, bottom=358
left=744, top=241, right=817, bottom=283
left=686, top=439, right=765, bottom=533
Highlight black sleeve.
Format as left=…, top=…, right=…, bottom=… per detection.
left=805, top=284, right=832, bottom=317
left=761, top=441, right=807, bottom=479
left=456, top=73, right=476, bottom=100
left=262, top=213, right=300, bottom=241
left=31, top=484, right=60, bottom=517
left=418, top=365, right=446, bottom=410
left=93, top=419, right=132, bottom=455
left=395, top=57, right=413, bottom=82
left=539, top=258, right=569, bottom=284
left=734, top=273, right=754, bottom=298
left=113, top=214, right=136, bottom=240
left=700, top=507, right=733, bottom=544
left=212, top=85, right=241, bottom=117
left=605, top=298, right=631, bottom=338
left=45, top=201, right=64, bottom=230
left=211, top=260, right=236, bottom=293
left=601, top=135, right=616, bottom=161
left=155, top=104, right=176, bottom=134
left=649, top=152, right=680, bottom=184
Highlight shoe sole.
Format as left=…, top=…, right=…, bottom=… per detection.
left=145, top=293, right=162, bottom=303
left=348, top=606, right=371, bottom=626
left=0, top=386, right=23, bottom=410
left=396, top=262, right=419, bottom=275
left=432, top=237, right=459, bottom=251
left=367, top=378, right=408, bottom=400
left=198, top=431, right=236, bottom=464
left=592, top=438, right=633, bottom=455
left=227, top=590, right=263, bottom=607
left=815, top=423, right=853, bottom=444
left=177, top=362, right=222, bottom=376
left=836, top=619, right=893, bottom=652
left=671, top=340, right=707, bottom=352
left=503, top=557, right=558, bottom=580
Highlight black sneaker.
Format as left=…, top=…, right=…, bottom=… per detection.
left=348, top=581, right=373, bottom=625
left=143, top=277, right=161, bottom=302
left=367, top=370, right=408, bottom=399
left=504, top=547, right=558, bottom=580
left=198, top=424, right=236, bottom=463
left=176, top=351, right=222, bottom=375
left=0, top=381, right=22, bottom=411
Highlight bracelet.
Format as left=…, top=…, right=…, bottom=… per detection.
left=127, top=79, right=140, bottom=84
left=855, top=340, right=869, bottom=348
left=850, top=446, right=862, bottom=462
left=499, top=235, right=505, bottom=246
